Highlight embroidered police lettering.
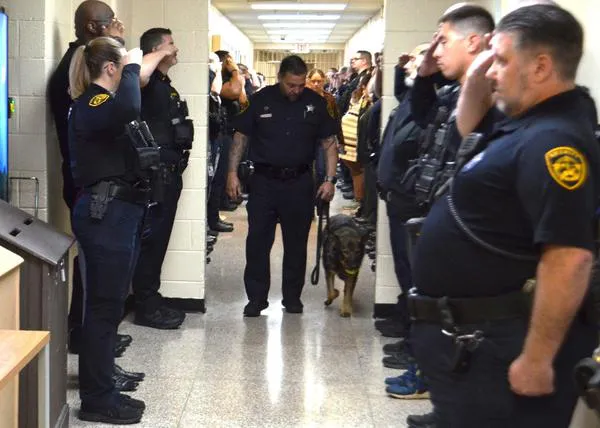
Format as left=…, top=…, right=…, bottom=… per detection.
left=544, top=146, right=588, bottom=190
left=89, top=93, right=110, bottom=107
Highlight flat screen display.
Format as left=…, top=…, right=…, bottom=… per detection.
left=0, top=9, right=7, bottom=201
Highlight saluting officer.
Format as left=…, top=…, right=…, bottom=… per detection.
left=68, top=38, right=148, bottom=424
left=409, top=5, right=600, bottom=426
left=227, top=55, right=338, bottom=316
left=131, top=28, right=192, bottom=329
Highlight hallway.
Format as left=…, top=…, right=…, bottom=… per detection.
left=66, top=201, right=431, bottom=427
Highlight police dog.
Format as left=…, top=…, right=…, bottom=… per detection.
left=323, top=214, right=369, bottom=317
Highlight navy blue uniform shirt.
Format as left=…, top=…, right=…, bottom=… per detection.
left=141, top=69, right=183, bottom=163
left=233, top=84, right=338, bottom=168
left=68, top=64, right=142, bottom=188
left=413, top=88, right=600, bottom=298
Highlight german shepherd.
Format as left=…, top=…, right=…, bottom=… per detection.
left=322, top=214, right=369, bottom=317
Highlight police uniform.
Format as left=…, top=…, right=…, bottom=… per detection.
left=234, top=84, right=337, bottom=310
left=68, top=64, right=149, bottom=411
left=132, top=69, right=192, bottom=321
left=409, top=89, right=600, bottom=427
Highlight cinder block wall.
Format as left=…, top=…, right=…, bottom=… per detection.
left=125, top=0, right=209, bottom=301
left=7, top=0, right=209, bottom=302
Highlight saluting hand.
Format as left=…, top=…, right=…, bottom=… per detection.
left=509, top=354, right=555, bottom=397
left=418, top=33, right=441, bottom=77
left=106, top=18, right=125, bottom=39
left=316, top=182, right=335, bottom=203
left=123, top=48, right=143, bottom=66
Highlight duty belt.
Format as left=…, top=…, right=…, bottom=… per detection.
left=88, top=181, right=150, bottom=205
left=254, top=163, right=310, bottom=180
left=407, top=290, right=532, bottom=325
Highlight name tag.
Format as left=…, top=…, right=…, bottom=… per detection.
left=260, top=113, right=272, bottom=118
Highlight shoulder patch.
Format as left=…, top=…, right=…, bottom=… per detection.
left=89, top=93, right=110, bottom=107
left=544, top=146, right=588, bottom=190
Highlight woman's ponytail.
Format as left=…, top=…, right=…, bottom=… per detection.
left=68, top=45, right=90, bottom=100
left=68, top=37, right=123, bottom=100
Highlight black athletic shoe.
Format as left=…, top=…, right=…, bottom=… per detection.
left=134, top=306, right=184, bottom=330
left=383, top=339, right=408, bottom=355
left=407, top=411, right=436, bottom=427
left=79, top=401, right=143, bottom=425
left=118, top=393, right=146, bottom=411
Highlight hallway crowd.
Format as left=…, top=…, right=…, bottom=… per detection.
left=41, top=0, right=600, bottom=426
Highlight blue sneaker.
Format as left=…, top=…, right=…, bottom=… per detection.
left=385, top=365, right=429, bottom=399
left=384, top=366, right=416, bottom=385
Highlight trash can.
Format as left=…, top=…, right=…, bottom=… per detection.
left=0, top=199, right=74, bottom=428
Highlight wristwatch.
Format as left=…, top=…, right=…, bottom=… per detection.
left=324, top=176, right=338, bottom=184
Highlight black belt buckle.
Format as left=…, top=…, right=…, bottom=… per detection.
left=280, top=167, right=296, bottom=180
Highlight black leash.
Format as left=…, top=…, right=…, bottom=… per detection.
left=311, top=199, right=330, bottom=285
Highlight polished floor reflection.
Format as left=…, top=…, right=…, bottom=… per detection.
left=67, top=199, right=431, bottom=427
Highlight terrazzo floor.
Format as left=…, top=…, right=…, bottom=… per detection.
left=66, top=195, right=432, bottom=427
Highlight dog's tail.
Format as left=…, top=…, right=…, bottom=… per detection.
left=310, top=200, right=330, bottom=285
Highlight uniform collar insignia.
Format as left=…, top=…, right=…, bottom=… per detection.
left=306, top=104, right=315, bottom=113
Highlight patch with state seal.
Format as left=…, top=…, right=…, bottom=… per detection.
left=544, top=146, right=588, bottom=190
left=89, top=93, right=110, bottom=107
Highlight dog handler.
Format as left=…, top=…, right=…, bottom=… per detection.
left=409, top=5, right=600, bottom=427
left=226, top=55, right=338, bottom=316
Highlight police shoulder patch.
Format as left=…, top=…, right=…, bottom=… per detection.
left=89, top=93, right=110, bottom=107
left=544, top=146, right=588, bottom=190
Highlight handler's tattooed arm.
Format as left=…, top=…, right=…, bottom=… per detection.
left=229, top=131, right=249, bottom=173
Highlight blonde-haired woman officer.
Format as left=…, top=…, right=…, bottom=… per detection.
left=68, top=36, right=149, bottom=424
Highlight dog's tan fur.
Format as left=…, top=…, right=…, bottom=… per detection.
left=322, top=214, right=368, bottom=317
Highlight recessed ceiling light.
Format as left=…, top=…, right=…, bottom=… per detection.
left=251, top=3, right=347, bottom=11
left=258, top=14, right=341, bottom=20
left=267, top=29, right=331, bottom=35
left=263, top=22, right=336, bottom=29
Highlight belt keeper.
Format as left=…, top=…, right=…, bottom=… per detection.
left=437, top=296, right=458, bottom=335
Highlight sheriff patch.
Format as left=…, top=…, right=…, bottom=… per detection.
left=89, top=94, right=110, bottom=107
left=544, top=146, right=587, bottom=190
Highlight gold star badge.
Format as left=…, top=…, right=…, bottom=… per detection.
left=89, top=93, right=110, bottom=107
left=544, top=146, right=588, bottom=190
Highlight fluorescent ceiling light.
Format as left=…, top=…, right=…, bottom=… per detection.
left=267, top=29, right=331, bottom=35
left=258, top=14, right=341, bottom=20
left=251, top=3, right=347, bottom=11
left=263, top=22, right=336, bottom=29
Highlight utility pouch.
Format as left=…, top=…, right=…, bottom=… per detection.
left=90, top=181, right=112, bottom=220
left=173, top=119, right=194, bottom=150
left=136, top=147, right=161, bottom=170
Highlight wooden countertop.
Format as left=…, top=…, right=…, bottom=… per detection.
left=0, top=330, right=50, bottom=391
left=0, top=247, right=23, bottom=278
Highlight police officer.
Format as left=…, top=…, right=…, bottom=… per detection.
left=68, top=37, right=148, bottom=423
left=48, top=0, right=131, bottom=356
left=409, top=5, right=600, bottom=427
left=227, top=55, right=338, bottom=316
left=131, top=28, right=190, bottom=329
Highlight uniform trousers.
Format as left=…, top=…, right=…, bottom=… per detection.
left=72, top=193, right=144, bottom=408
left=132, top=170, right=183, bottom=313
left=244, top=171, right=314, bottom=307
left=386, top=206, right=413, bottom=330
left=411, top=316, right=596, bottom=428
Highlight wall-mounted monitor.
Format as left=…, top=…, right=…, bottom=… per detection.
left=0, top=7, right=7, bottom=201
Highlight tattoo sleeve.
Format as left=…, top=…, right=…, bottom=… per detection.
left=229, top=132, right=249, bottom=173
left=321, top=135, right=339, bottom=177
